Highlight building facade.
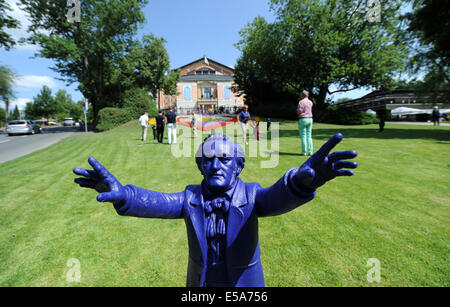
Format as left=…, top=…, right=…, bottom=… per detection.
left=158, top=56, right=245, bottom=113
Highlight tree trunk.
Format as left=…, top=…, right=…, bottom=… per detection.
left=315, top=84, right=329, bottom=111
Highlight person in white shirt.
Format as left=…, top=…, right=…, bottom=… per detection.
left=139, top=112, right=149, bottom=142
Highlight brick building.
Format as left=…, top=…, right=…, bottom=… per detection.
left=157, top=56, right=245, bottom=113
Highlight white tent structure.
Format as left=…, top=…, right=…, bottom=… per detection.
left=390, top=107, right=450, bottom=116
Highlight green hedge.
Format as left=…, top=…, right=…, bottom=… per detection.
left=316, top=107, right=379, bottom=125
left=96, top=88, right=159, bottom=131
left=251, top=103, right=379, bottom=125
left=0, top=108, right=5, bottom=126
left=251, top=103, right=298, bottom=120
left=96, top=107, right=134, bottom=132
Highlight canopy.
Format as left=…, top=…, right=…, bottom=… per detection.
left=391, top=107, right=450, bottom=116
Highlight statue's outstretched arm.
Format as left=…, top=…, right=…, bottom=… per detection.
left=255, top=133, right=358, bottom=217
left=73, top=157, right=184, bottom=219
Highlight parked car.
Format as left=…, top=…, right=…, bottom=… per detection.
left=6, top=120, right=42, bottom=136
left=63, top=117, right=75, bottom=126
left=47, top=119, right=58, bottom=126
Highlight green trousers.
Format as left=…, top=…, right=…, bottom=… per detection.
left=298, top=118, right=313, bottom=155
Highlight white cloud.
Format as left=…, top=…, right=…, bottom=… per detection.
left=11, top=97, right=31, bottom=110
left=15, top=75, right=60, bottom=90
left=0, top=97, right=31, bottom=111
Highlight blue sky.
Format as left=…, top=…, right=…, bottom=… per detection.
left=1, top=0, right=376, bottom=111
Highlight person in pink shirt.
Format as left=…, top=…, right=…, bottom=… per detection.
left=297, top=90, right=314, bottom=156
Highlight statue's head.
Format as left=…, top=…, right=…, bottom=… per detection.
left=196, top=133, right=245, bottom=193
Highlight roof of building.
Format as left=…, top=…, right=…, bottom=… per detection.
left=174, top=56, right=234, bottom=73
left=179, top=74, right=234, bottom=82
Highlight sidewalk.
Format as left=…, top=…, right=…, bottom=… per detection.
left=386, top=121, right=450, bottom=127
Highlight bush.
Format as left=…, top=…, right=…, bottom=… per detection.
left=0, top=108, right=6, bottom=126
left=96, top=107, right=134, bottom=131
left=122, top=87, right=158, bottom=119
left=316, top=107, right=379, bottom=125
left=251, top=103, right=298, bottom=120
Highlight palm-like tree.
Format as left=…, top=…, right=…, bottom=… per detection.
left=0, top=65, right=15, bottom=119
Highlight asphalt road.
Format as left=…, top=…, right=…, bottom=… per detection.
left=0, top=126, right=89, bottom=164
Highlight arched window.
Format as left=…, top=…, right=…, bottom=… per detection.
left=184, top=87, right=191, bottom=100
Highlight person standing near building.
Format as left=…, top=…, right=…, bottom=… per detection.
left=432, top=106, right=441, bottom=126
left=376, top=109, right=387, bottom=132
left=237, top=105, right=250, bottom=145
left=267, top=117, right=271, bottom=131
left=191, top=110, right=198, bottom=138
left=297, top=90, right=314, bottom=156
left=166, top=108, right=177, bottom=144
left=155, top=110, right=166, bottom=144
left=139, top=112, right=149, bottom=142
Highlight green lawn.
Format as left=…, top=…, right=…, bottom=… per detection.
left=0, top=121, right=448, bottom=286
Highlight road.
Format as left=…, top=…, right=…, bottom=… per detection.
left=0, top=126, right=90, bottom=164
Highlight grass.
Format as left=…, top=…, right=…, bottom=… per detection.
left=0, top=120, right=448, bottom=286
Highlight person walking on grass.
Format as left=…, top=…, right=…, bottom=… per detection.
left=139, top=112, right=149, bottom=142
left=297, top=90, right=314, bottom=156
left=237, top=105, right=250, bottom=145
left=432, top=106, right=440, bottom=126
left=251, top=118, right=261, bottom=141
left=155, top=110, right=166, bottom=144
left=166, top=108, right=177, bottom=144
left=191, top=111, right=198, bottom=138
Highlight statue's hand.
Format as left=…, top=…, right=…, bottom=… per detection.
left=294, top=133, right=358, bottom=192
left=73, top=156, right=127, bottom=206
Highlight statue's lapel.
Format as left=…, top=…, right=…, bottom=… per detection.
left=227, top=179, right=248, bottom=247
left=189, top=188, right=207, bottom=264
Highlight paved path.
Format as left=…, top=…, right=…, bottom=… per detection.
left=0, top=128, right=89, bottom=164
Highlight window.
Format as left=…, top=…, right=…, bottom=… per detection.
left=183, top=87, right=191, bottom=100
left=224, top=86, right=231, bottom=99
left=204, top=88, right=211, bottom=99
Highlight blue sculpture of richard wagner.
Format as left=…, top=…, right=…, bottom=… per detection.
left=73, top=133, right=358, bottom=286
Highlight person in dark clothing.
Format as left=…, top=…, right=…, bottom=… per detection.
left=155, top=111, right=166, bottom=143
left=165, top=108, right=177, bottom=144
left=432, top=106, right=440, bottom=126
left=376, top=110, right=387, bottom=132
left=267, top=117, right=271, bottom=131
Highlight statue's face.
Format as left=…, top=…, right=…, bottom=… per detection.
left=201, top=140, right=242, bottom=193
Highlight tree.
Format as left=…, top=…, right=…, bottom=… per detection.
left=406, top=0, right=449, bottom=90
left=32, top=85, right=55, bottom=118
left=0, top=107, right=6, bottom=125
left=10, top=105, right=20, bottom=120
left=54, top=89, right=83, bottom=120
left=19, top=0, right=148, bottom=122
left=0, top=65, right=15, bottom=119
left=24, top=101, right=36, bottom=119
left=234, top=0, right=409, bottom=112
left=0, top=0, right=20, bottom=50
left=115, top=34, right=179, bottom=110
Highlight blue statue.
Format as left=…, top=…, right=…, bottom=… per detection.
left=73, top=133, right=357, bottom=286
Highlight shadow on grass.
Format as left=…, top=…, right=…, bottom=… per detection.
left=279, top=127, right=450, bottom=142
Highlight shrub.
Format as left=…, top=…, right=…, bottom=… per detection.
left=316, top=107, right=379, bottom=125
left=250, top=103, right=379, bottom=125
left=0, top=108, right=6, bottom=126
left=251, top=103, right=297, bottom=120
left=96, top=107, right=134, bottom=131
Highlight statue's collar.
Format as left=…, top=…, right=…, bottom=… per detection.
left=190, top=178, right=247, bottom=208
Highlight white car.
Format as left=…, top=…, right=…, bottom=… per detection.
left=7, top=120, right=42, bottom=136
left=63, top=118, right=75, bottom=126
